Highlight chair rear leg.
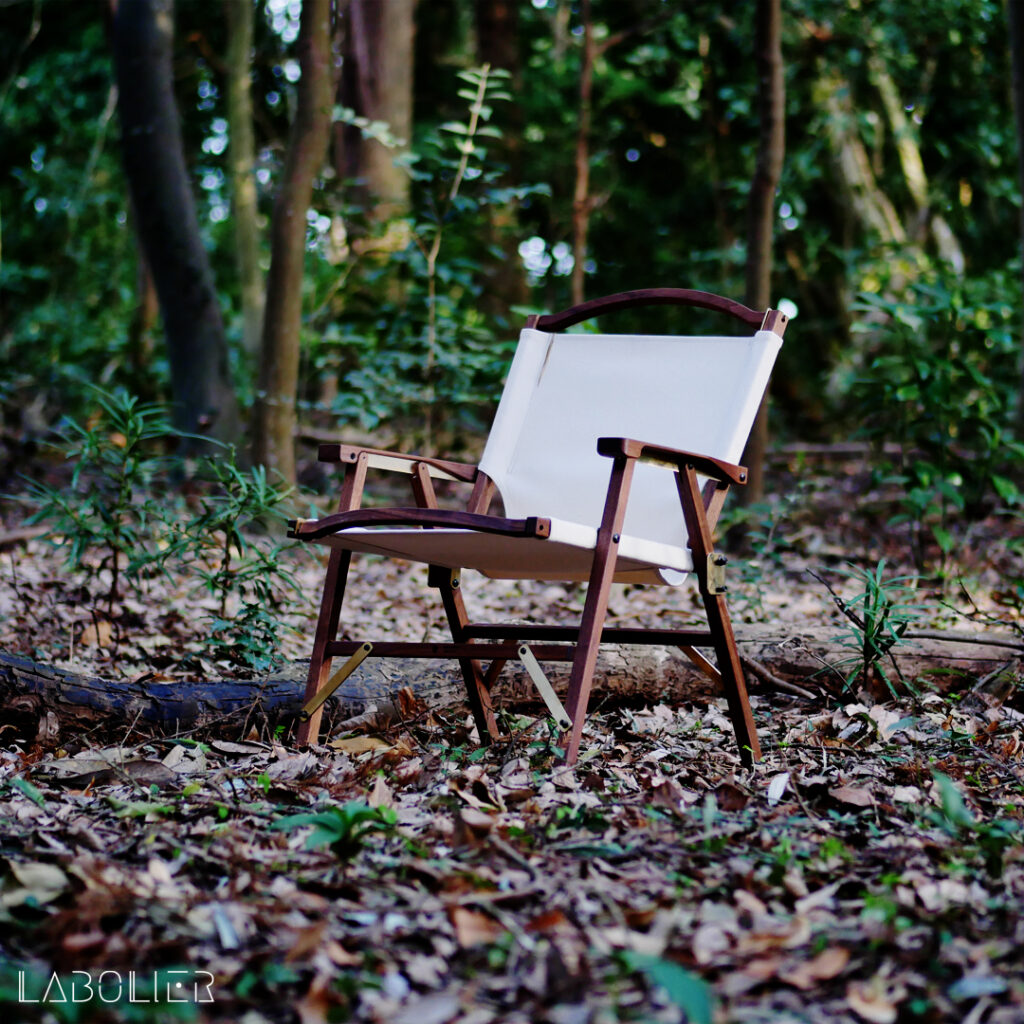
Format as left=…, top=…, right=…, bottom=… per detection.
left=296, top=548, right=352, bottom=746
left=701, top=588, right=761, bottom=764
left=676, top=466, right=761, bottom=764
left=430, top=566, right=500, bottom=743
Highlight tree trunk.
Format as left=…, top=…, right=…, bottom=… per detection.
left=225, top=0, right=264, bottom=364
left=867, top=53, right=964, bottom=273
left=111, top=0, right=241, bottom=447
left=252, top=0, right=334, bottom=485
left=741, top=0, right=785, bottom=503
left=814, top=69, right=906, bottom=247
left=570, top=0, right=595, bottom=307
left=335, top=0, right=416, bottom=221
left=474, top=0, right=529, bottom=317
left=126, top=247, right=159, bottom=397
left=1009, top=0, right=1024, bottom=437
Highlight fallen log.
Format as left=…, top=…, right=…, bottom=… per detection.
left=0, top=651, right=464, bottom=739
left=1, top=626, right=1018, bottom=742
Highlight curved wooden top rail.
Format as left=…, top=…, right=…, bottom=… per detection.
left=527, top=288, right=767, bottom=333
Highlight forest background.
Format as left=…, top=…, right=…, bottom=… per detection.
left=3, top=0, right=1021, bottom=506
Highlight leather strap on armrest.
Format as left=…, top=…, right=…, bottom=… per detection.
left=289, top=508, right=551, bottom=541
left=318, top=443, right=479, bottom=483
left=596, top=437, right=747, bottom=486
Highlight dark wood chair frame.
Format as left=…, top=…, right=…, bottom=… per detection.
left=290, top=289, right=788, bottom=765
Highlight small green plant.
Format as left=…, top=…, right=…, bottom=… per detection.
left=928, top=771, right=1022, bottom=876
left=183, top=453, right=295, bottom=616
left=717, top=486, right=806, bottom=619
left=412, top=64, right=512, bottom=451
left=544, top=802, right=608, bottom=838
left=812, top=559, right=926, bottom=697
left=24, top=388, right=182, bottom=611
left=272, top=801, right=398, bottom=863
left=174, top=448, right=300, bottom=673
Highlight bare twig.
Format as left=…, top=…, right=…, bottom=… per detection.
left=740, top=655, right=818, bottom=700
left=806, top=568, right=866, bottom=631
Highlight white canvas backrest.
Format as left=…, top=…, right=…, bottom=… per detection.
left=478, top=328, right=783, bottom=551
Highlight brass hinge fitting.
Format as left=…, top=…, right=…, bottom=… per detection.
left=705, top=552, right=728, bottom=595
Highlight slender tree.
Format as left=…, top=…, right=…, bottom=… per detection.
left=569, top=3, right=667, bottom=306
left=111, top=0, right=240, bottom=446
left=570, top=0, right=596, bottom=307
left=225, top=0, right=264, bottom=363
left=1009, top=0, right=1024, bottom=436
left=474, top=0, right=529, bottom=317
left=252, top=0, right=334, bottom=484
left=741, top=0, right=784, bottom=502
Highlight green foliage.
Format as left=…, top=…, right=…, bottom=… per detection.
left=848, top=269, right=1024, bottom=566
left=814, top=560, right=924, bottom=697
left=305, top=66, right=547, bottom=443
left=272, top=801, right=398, bottom=862
left=2, top=0, right=1022, bottom=549
left=544, top=802, right=608, bottom=838
left=24, top=389, right=181, bottom=610
left=1, top=15, right=143, bottom=423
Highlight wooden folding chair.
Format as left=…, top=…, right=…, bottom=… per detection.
left=289, top=289, right=788, bottom=764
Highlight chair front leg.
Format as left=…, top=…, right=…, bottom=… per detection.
left=295, top=453, right=369, bottom=746
left=563, top=453, right=637, bottom=763
left=676, top=466, right=761, bottom=764
left=296, top=549, right=353, bottom=745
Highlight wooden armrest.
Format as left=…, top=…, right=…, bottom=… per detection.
left=288, top=509, right=551, bottom=541
left=596, top=437, right=747, bottom=486
left=317, top=443, right=479, bottom=484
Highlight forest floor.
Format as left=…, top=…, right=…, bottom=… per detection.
left=0, top=452, right=1023, bottom=1023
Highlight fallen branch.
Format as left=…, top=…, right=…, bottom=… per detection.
left=741, top=655, right=819, bottom=700
left=902, top=630, right=1024, bottom=652
left=0, top=525, right=49, bottom=550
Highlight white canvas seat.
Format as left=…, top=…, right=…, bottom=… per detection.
left=290, top=288, right=788, bottom=764
left=312, top=518, right=693, bottom=583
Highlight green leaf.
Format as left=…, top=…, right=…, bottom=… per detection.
left=622, top=952, right=715, bottom=1024
left=933, top=771, right=975, bottom=832
left=993, top=474, right=1019, bottom=503
left=11, top=778, right=46, bottom=807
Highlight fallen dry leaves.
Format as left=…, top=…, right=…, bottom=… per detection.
left=0, top=678, right=1020, bottom=1023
